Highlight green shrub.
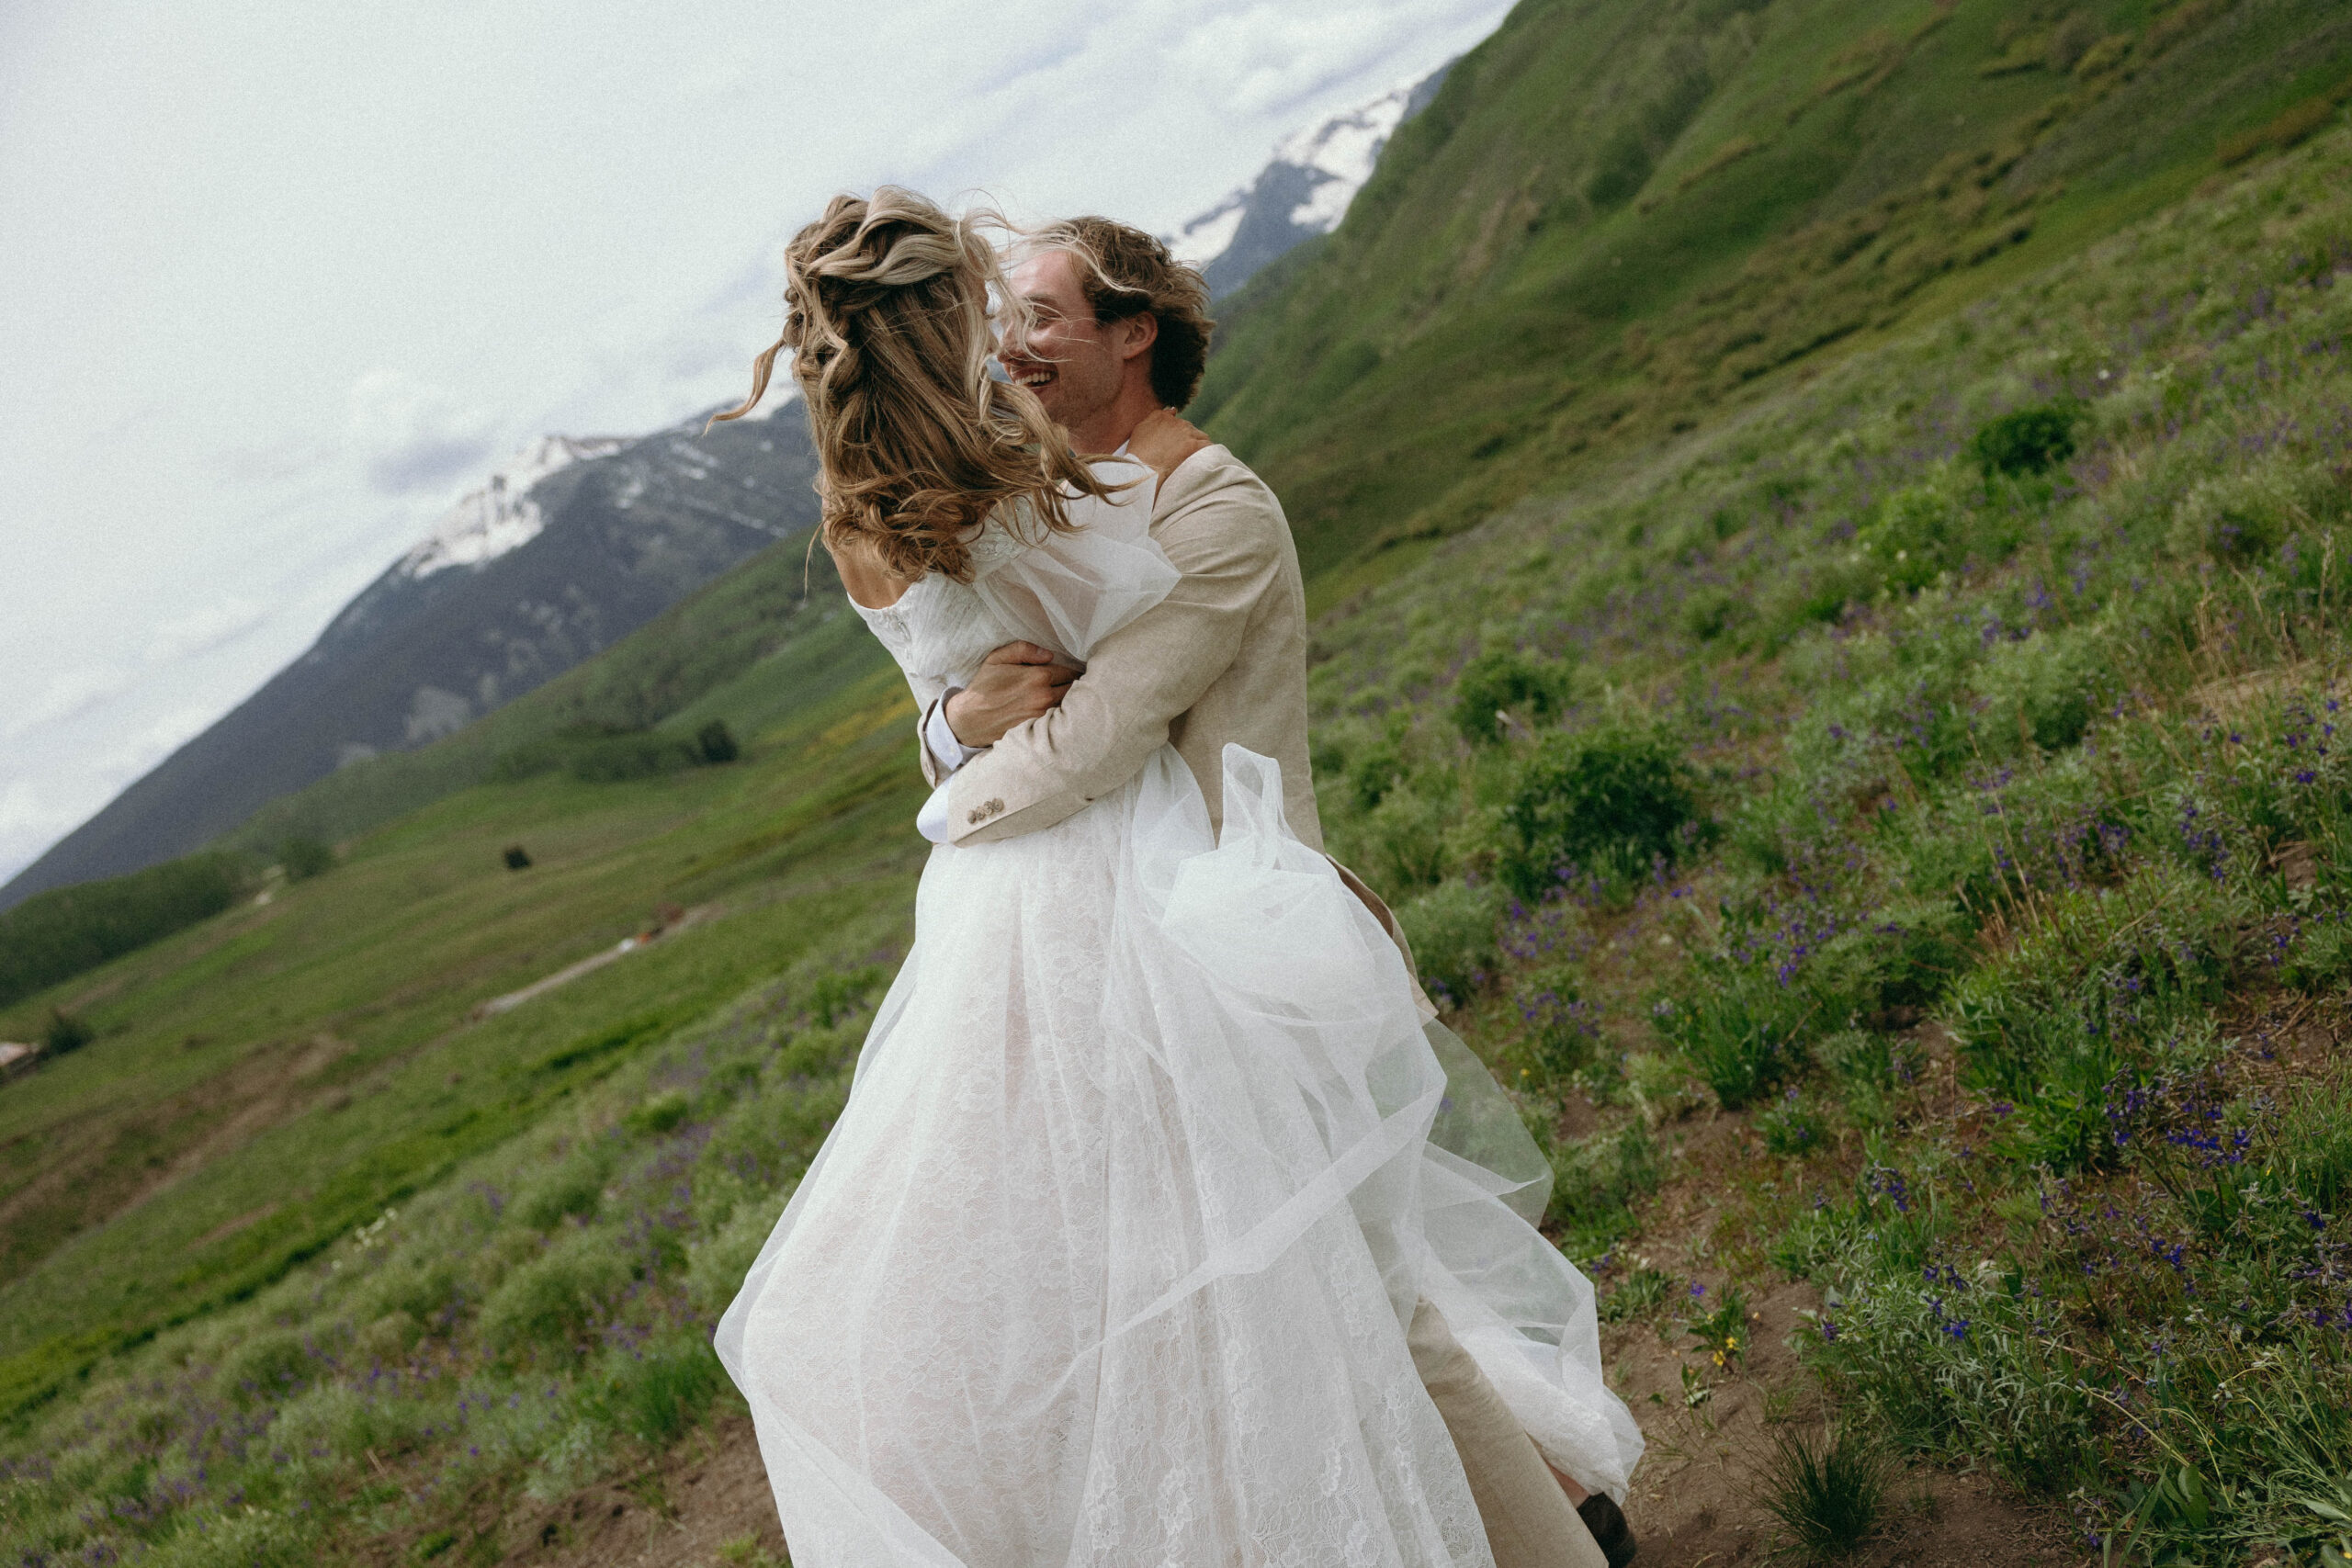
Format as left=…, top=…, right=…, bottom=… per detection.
left=1359, top=784, right=1457, bottom=891
left=1758, top=1086, right=1826, bottom=1156
left=516, top=1154, right=607, bottom=1232
left=1514, top=967, right=1601, bottom=1083
left=695, top=719, right=741, bottom=764
left=356, top=1256, right=464, bottom=1330
left=279, top=835, right=335, bottom=881
left=588, top=1331, right=723, bottom=1445
left=1494, top=725, right=1701, bottom=899
left=802, top=965, right=885, bottom=1029
left=1652, top=974, right=1809, bottom=1110
left=1854, top=475, right=1964, bottom=591
left=624, top=1089, right=692, bottom=1140
left=43, top=1009, right=95, bottom=1055
left=478, top=1234, right=633, bottom=1362
left=1968, top=400, right=2080, bottom=479
left=1397, top=881, right=1504, bottom=1006
left=2167, top=456, right=2345, bottom=564
left=219, top=1328, right=321, bottom=1406
left=685, top=1192, right=785, bottom=1319
left=1585, top=124, right=1653, bottom=209
left=493, top=724, right=700, bottom=784
left=1452, top=648, right=1571, bottom=745
left=1545, top=1123, right=1664, bottom=1251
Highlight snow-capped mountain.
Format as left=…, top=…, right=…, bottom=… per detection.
left=395, top=434, right=628, bottom=581
left=1, top=403, right=822, bottom=906
left=1169, top=60, right=1453, bottom=298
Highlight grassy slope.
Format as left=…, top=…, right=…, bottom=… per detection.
left=7, top=0, right=2352, bottom=1560
left=0, top=638, right=915, bottom=1399
left=1199, top=0, right=2352, bottom=594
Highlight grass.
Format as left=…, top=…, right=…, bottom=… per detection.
left=1204, top=0, right=2352, bottom=587
left=1752, top=1425, right=1894, bottom=1560
left=7, top=1, right=2352, bottom=1562
left=1295, top=108, right=2352, bottom=1558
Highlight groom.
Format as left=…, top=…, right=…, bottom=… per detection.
left=904, top=217, right=1634, bottom=1568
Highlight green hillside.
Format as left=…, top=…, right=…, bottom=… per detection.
left=1200, top=0, right=2352, bottom=590
left=6, top=0, right=2352, bottom=1561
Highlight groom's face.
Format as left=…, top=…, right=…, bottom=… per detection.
left=1000, top=251, right=1127, bottom=430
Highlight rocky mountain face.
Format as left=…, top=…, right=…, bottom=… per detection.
left=1, top=406, right=820, bottom=908
left=1168, top=62, right=1453, bottom=298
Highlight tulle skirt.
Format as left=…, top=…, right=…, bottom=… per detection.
left=715, top=746, right=1641, bottom=1567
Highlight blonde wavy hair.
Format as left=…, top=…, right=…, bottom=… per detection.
left=710, top=187, right=1114, bottom=581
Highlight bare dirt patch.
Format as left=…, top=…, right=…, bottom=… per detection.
left=490, top=1413, right=784, bottom=1568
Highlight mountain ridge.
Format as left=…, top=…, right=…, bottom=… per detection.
left=0, top=403, right=821, bottom=909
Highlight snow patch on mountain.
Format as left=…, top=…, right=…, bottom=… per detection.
left=1274, top=86, right=1415, bottom=232
left=1166, top=60, right=1453, bottom=298
left=396, top=434, right=628, bottom=581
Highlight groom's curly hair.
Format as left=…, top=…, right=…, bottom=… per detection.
left=1025, top=218, right=1216, bottom=411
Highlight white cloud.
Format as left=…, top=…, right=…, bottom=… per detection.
left=3, top=666, right=134, bottom=742
left=144, top=596, right=266, bottom=664
left=346, top=368, right=504, bottom=495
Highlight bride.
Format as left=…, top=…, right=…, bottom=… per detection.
left=711, top=188, right=1640, bottom=1567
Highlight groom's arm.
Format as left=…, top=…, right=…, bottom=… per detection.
left=932, top=452, right=1282, bottom=844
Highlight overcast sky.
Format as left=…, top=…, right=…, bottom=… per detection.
left=0, top=0, right=1511, bottom=886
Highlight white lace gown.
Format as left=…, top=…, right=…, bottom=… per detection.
left=716, top=462, right=1642, bottom=1567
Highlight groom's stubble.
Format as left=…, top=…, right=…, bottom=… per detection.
left=999, top=249, right=1166, bottom=456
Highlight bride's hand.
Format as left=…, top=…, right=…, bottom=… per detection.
left=1125, top=408, right=1211, bottom=488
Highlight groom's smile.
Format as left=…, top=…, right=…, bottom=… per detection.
left=998, top=248, right=1156, bottom=454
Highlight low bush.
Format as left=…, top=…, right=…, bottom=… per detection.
left=586, top=1331, right=724, bottom=1446
left=218, top=1328, right=321, bottom=1406
left=477, top=1235, right=633, bottom=1363
left=1968, top=400, right=2079, bottom=479
left=1398, top=881, right=1505, bottom=1007
left=1452, top=648, right=1572, bottom=745
left=1494, top=725, right=1701, bottom=899
left=695, top=719, right=741, bottom=764
left=44, top=1009, right=96, bottom=1055
left=279, top=835, right=335, bottom=881
left=517, top=1153, right=608, bottom=1232
left=1544, top=1123, right=1663, bottom=1255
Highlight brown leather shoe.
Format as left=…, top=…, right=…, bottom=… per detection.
left=1577, top=1494, right=1637, bottom=1568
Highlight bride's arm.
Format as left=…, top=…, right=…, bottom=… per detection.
left=931, top=451, right=1277, bottom=844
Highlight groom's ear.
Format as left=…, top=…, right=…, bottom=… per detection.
left=1114, top=310, right=1159, bottom=364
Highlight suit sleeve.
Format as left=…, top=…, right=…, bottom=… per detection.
left=934, top=473, right=1280, bottom=844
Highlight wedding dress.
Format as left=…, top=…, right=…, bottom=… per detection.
left=716, top=461, right=1642, bottom=1567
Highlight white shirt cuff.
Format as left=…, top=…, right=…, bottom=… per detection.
left=916, top=783, right=956, bottom=844
left=923, top=690, right=983, bottom=777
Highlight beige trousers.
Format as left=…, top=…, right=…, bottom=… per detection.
left=1409, top=1302, right=1609, bottom=1568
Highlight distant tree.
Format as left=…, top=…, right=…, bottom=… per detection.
left=0, top=852, right=243, bottom=1010
left=44, top=1010, right=95, bottom=1055
left=503, top=845, right=534, bottom=871
left=696, top=720, right=741, bottom=765
left=280, top=835, right=335, bottom=881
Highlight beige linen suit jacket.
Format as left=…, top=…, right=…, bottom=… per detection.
left=914, top=443, right=1607, bottom=1568
left=922, top=444, right=1323, bottom=849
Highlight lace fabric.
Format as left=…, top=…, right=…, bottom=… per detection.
left=718, top=464, right=1641, bottom=1567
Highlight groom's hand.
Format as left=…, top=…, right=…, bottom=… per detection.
left=944, top=642, right=1080, bottom=747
